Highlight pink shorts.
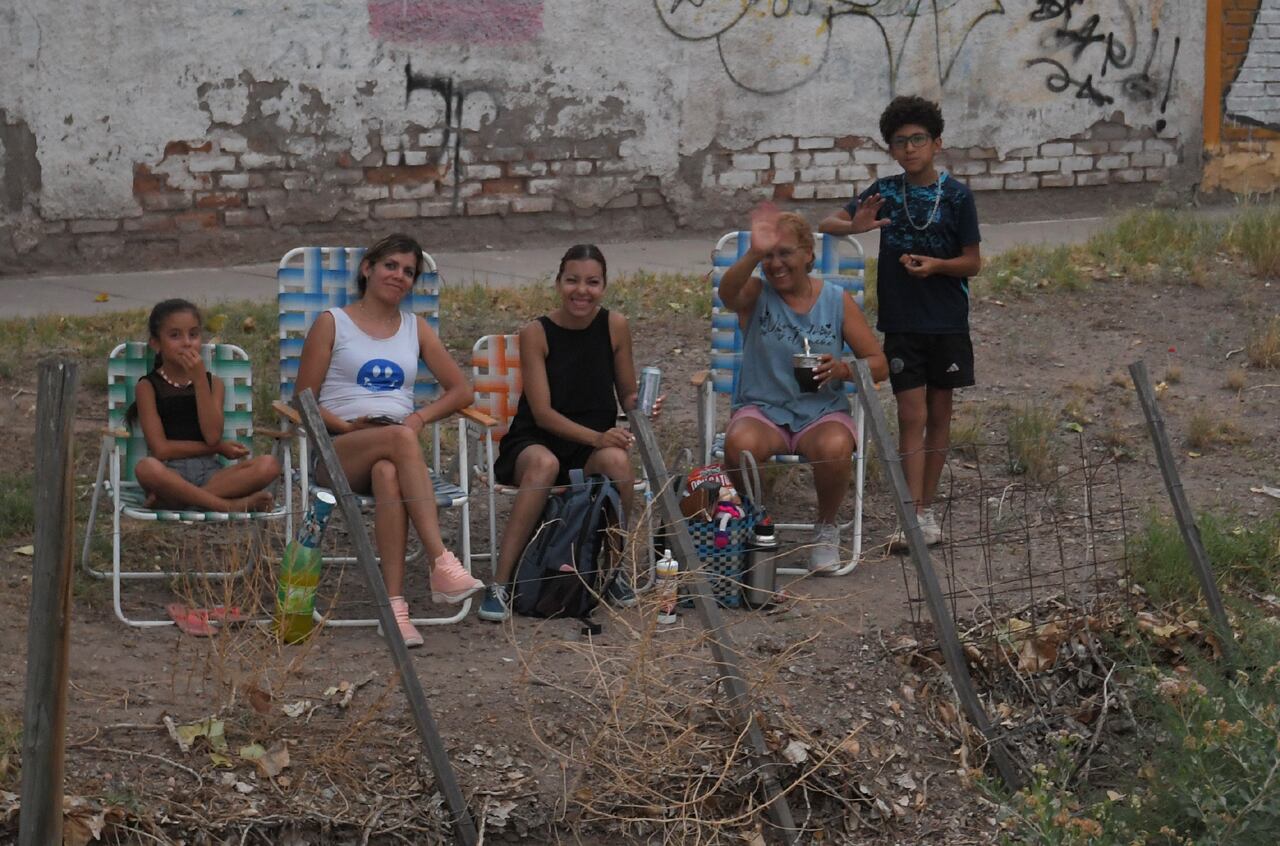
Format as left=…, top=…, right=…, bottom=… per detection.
left=727, top=406, right=857, bottom=455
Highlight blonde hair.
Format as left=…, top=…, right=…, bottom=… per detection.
left=775, top=212, right=815, bottom=270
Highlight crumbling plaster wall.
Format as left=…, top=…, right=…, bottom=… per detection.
left=1, top=1, right=1205, bottom=271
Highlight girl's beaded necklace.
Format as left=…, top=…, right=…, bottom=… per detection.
left=902, top=170, right=947, bottom=231
left=156, top=366, right=193, bottom=389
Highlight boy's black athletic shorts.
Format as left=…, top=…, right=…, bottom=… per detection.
left=883, top=332, right=975, bottom=394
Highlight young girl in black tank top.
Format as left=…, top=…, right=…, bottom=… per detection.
left=479, top=245, right=664, bottom=622
left=125, top=299, right=280, bottom=513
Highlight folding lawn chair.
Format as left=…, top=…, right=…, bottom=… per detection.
left=466, top=333, right=654, bottom=585
left=276, top=246, right=478, bottom=626
left=80, top=342, right=293, bottom=627
left=693, top=231, right=869, bottom=576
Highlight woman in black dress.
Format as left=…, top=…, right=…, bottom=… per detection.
left=479, top=244, right=658, bottom=621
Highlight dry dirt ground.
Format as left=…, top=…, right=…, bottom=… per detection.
left=0, top=267, right=1277, bottom=844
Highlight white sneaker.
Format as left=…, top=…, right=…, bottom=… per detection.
left=809, top=523, right=842, bottom=574
left=919, top=508, right=943, bottom=547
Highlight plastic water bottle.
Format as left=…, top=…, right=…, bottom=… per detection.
left=655, top=548, right=679, bottom=624
left=276, top=491, right=337, bottom=643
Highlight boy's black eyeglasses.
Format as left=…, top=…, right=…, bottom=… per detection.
left=890, top=133, right=933, bottom=150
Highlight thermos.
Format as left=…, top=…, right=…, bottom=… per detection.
left=742, top=514, right=778, bottom=609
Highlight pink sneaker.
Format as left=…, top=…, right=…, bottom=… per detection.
left=378, top=596, right=424, bottom=648
left=429, top=550, right=484, bottom=605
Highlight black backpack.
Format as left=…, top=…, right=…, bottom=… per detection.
left=512, top=469, right=623, bottom=621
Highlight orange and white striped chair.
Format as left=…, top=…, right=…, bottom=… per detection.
left=466, top=334, right=653, bottom=578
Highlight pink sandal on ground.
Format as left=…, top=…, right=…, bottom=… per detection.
left=429, top=550, right=484, bottom=605
left=378, top=596, right=424, bottom=648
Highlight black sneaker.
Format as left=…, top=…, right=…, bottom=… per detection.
left=606, top=573, right=638, bottom=608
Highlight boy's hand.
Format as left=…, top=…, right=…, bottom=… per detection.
left=850, top=194, right=889, bottom=233
left=217, top=440, right=250, bottom=459
left=748, top=202, right=782, bottom=255
left=901, top=253, right=942, bottom=278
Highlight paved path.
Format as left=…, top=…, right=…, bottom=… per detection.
left=0, top=216, right=1109, bottom=318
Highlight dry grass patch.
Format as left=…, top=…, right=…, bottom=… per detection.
left=1247, top=316, right=1280, bottom=370
left=1186, top=412, right=1251, bottom=451
left=1225, top=367, right=1248, bottom=392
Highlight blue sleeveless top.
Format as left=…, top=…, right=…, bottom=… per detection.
left=733, top=279, right=849, bottom=429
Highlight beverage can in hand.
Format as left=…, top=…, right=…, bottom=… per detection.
left=638, top=366, right=662, bottom=415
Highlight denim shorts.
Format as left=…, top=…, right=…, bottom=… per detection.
left=163, top=455, right=222, bottom=488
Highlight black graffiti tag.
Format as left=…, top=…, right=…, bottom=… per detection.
left=405, top=64, right=466, bottom=212
left=1029, top=0, right=1085, bottom=24
left=1026, top=58, right=1114, bottom=107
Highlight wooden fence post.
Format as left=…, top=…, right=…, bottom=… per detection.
left=1129, top=360, right=1236, bottom=660
left=629, top=410, right=800, bottom=845
left=20, top=359, right=80, bottom=846
left=848, top=359, right=1023, bottom=789
left=294, top=390, right=479, bottom=846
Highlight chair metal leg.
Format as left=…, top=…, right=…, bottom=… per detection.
left=81, top=438, right=110, bottom=578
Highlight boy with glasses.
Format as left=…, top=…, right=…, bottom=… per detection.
left=820, top=95, right=982, bottom=549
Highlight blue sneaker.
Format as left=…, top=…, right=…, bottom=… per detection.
left=606, top=573, right=638, bottom=608
left=477, top=584, right=511, bottom=622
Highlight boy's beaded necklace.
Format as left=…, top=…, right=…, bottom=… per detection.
left=902, top=170, right=947, bottom=231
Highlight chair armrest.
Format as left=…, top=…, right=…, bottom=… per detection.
left=102, top=427, right=130, bottom=438
left=691, top=370, right=710, bottom=387
left=256, top=428, right=294, bottom=440
left=272, top=400, right=301, bottom=426
left=458, top=406, right=498, bottom=429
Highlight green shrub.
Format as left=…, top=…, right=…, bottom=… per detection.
left=1132, top=513, right=1280, bottom=604
left=0, top=472, right=34, bottom=539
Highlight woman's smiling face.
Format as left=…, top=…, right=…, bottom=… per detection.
left=555, top=258, right=606, bottom=318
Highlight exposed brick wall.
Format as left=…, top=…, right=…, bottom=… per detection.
left=707, top=118, right=1176, bottom=205
left=31, top=120, right=673, bottom=268
left=21, top=114, right=1183, bottom=271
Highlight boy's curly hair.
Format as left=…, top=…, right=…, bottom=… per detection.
left=879, top=96, right=945, bottom=144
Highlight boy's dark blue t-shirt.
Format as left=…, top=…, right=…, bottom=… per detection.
left=844, top=173, right=981, bottom=334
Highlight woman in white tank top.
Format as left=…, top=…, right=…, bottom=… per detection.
left=294, top=234, right=483, bottom=647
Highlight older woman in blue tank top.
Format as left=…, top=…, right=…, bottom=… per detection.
left=719, top=207, right=888, bottom=573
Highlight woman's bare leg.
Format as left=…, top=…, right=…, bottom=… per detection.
left=369, top=459, right=408, bottom=596
left=793, top=421, right=856, bottom=524
left=493, top=446, right=559, bottom=584
left=724, top=417, right=788, bottom=499
left=331, top=426, right=446, bottom=561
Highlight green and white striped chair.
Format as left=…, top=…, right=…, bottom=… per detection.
left=81, top=342, right=292, bottom=627
left=276, top=246, right=478, bottom=628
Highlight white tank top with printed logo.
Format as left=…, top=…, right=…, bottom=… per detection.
left=317, top=307, right=419, bottom=421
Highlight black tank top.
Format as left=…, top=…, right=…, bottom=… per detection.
left=141, top=370, right=215, bottom=443
left=506, top=308, right=618, bottom=440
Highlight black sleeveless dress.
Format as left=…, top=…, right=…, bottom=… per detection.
left=494, top=309, right=618, bottom=486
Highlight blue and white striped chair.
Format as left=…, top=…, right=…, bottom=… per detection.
left=276, top=246, right=476, bottom=626
left=693, top=231, right=869, bottom=575
left=81, top=342, right=292, bottom=627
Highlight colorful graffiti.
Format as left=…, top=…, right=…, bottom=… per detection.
left=368, top=0, right=543, bottom=45
left=1223, top=0, right=1280, bottom=132
left=655, top=0, right=1006, bottom=94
